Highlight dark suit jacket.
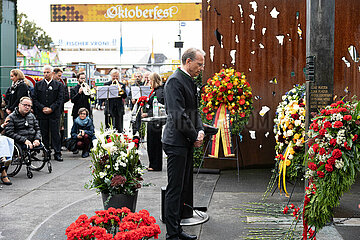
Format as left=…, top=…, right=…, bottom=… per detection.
left=162, top=68, right=204, bottom=147
left=33, top=79, right=64, bottom=119
left=70, top=84, right=91, bottom=117
left=104, top=80, right=127, bottom=116
left=4, top=82, right=30, bottom=112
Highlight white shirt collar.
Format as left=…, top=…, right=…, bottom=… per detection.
left=180, top=67, right=192, bottom=78
left=45, top=79, right=53, bottom=85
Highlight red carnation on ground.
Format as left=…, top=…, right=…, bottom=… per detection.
left=206, top=113, right=213, bottom=120
left=333, top=121, right=343, bottom=128
left=343, top=115, right=352, bottom=121
left=239, top=112, right=245, bottom=118
left=317, top=171, right=325, bottom=178
left=283, top=206, right=289, bottom=214
left=215, top=80, right=221, bottom=87
left=332, top=149, right=342, bottom=159
left=239, top=99, right=245, bottom=105
left=202, top=107, right=209, bottom=113
left=227, top=95, right=234, bottom=101
left=227, top=82, right=233, bottom=89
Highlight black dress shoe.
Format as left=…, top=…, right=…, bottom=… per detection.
left=179, top=231, right=197, bottom=240
left=54, top=155, right=63, bottom=162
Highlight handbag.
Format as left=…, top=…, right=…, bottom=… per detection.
left=64, top=138, right=77, bottom=151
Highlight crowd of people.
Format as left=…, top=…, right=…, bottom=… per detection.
left=0, top=64, right=166, bottom=185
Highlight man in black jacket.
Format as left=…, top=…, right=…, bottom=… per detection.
left=53, top=67, right=70, bottom=146
left=70, top=72, right=92, bottom=120
left=104, top=69, right=127, bottom=132
left=5, top=96, right=41, bottom=149
left=33, top=65, right=64, bottom=161
left=162, top=48, right=205, bottom=240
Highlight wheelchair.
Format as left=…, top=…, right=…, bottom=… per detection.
left=7, top=142, right=52, bottom=179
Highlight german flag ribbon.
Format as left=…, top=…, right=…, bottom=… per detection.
left=209, top=104, right=235, bottom=158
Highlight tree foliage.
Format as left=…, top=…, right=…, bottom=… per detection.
left=17, top=12, right=53, bottom=50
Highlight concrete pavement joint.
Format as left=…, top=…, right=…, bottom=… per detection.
left=26, top=193, right=97, bottom=240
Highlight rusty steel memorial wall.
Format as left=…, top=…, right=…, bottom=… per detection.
left=202, top=0, right=360, bottom=168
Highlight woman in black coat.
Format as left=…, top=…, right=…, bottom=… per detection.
left=141, top=72, right=164, bottom=171
left=4, top=69, right=30, bottom=116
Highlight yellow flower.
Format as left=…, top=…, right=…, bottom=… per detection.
left=289, top=148, right=295, bottom=155
left=285, top=160, right=291, bottom=166
left=293, top=133, right=301, bottom=140
left=234, top=81, right=239, bottom=86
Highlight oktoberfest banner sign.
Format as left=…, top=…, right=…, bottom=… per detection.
left=50, top=3, right=202, bottom=22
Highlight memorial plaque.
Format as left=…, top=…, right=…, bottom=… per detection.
left=308, top=83, right=333, bottom=113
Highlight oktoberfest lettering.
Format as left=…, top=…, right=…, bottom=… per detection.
left=104, top=5, right=179, bottom=20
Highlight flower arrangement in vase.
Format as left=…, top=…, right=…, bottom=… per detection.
left=66, top=207, right=161, bottom=240
left=86, top=126, right=145, bottom=210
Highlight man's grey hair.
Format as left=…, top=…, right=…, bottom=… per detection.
left=43, top=65, right=53, bottom=72
left=110, top=69, right=120, bottom=75
left=181, top=48, right=205, bottom=65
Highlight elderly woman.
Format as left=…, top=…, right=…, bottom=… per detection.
left=4, top=69, right=30, bottom=116
left=70, top=108, right=95, bottom=158
left=0, top=118, right=14, bottom=185
left=141, top=72, right=164, bottom=171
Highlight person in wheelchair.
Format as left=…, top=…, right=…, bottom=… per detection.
left=4, top=96, right=42, bottom=151
left=70, top=108, right=95, bottom=158
left=0, top=118, right=14, bottom=185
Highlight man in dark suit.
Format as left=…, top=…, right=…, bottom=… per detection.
left=104, top=69, right=127, bottom=132
left=70, top=72, right=92, bottom=120
left=33, top=65, right=64, bottom=161
left=53, top=67, right=70, bottom=146
left=162, top=48, right=205, bottom=240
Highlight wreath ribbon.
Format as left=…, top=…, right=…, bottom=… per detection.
left=278, top=143, right=292, bottom=197
left=209, top=104, right=235, bottom=158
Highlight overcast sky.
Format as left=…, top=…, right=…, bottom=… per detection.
left=17, top=0, right=203, bottom=65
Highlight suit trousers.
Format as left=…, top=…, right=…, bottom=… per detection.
left=163, top=143, right=194, bottom=238
left=39, top=118, right=61, bottom=155
left=105, top=113, right=124, bottom=133
left=146, top=122, right=163, bottom=171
